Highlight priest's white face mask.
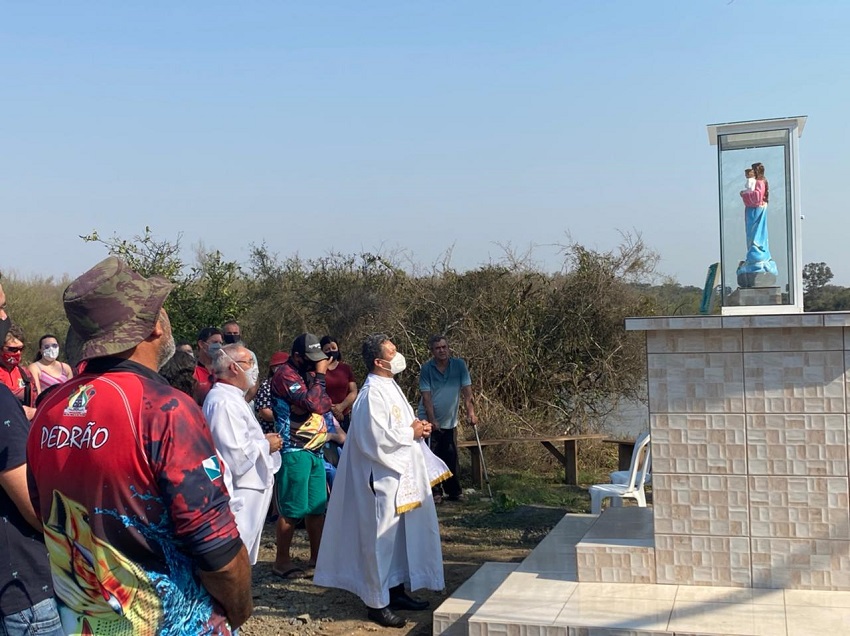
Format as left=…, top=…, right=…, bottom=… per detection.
left=378, top=351, right=407, bottom=375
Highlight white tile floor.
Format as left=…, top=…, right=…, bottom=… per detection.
left=434, top=513, right=850, bottom=636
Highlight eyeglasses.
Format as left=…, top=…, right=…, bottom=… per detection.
left=2, top=346, right=23, bottom=353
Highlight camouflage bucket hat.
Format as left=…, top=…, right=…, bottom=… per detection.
left=63, top=256, right=173, bottom=361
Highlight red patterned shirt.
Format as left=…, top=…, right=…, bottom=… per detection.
left=27, top=357, right=242, bottom=635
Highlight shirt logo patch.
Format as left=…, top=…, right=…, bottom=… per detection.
left=202, top=456, right=223, bottom=482
left=63, top=384, right=97, bottom=417
left=391, top=405, right=402, bottom=423
left=289, top=383, right=301, bottom=392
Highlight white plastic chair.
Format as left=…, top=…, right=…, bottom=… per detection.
left=589, top=432, right=651, bottom=514
left=609, top=431, right=652, bottom=486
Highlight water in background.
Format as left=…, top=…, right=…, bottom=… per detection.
left=600, top=397, right=649, bottom=439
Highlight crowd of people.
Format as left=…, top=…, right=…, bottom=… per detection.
left=0, top=256, right=478, bottom=634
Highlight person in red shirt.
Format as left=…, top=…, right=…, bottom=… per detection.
left=320, top=336, right=358, bottom=432
left=27, top=256, right=252, bottom=635
left=193, top=326, right=223, bottom=405
left=0, top=324, right=36, bottom=419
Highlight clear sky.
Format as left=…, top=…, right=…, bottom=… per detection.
left=2, top=1, right=847, bottom=286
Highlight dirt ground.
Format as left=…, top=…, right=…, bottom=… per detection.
left=240, top=500, right=567, bottom=636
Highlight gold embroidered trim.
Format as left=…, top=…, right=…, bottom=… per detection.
left=396, top=501, right=422, bottom=515
left=430, top=470, right=453, bottom=488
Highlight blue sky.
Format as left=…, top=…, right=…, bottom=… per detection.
left=2, top=1, right=847, bottom=286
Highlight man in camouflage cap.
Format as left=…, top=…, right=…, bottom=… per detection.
left=28, top=256, right=253, bottom=635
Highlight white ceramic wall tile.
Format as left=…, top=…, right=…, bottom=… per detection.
left=652, top=474, right=749, bottom=536
left=655, top=535, right=751, bottom=587
left=748, top=476, right=850, bottom=539
left=743, top=351, right=845, bottom=413
left=576, top=545, right=656, bottom=583
left=651, top=414, right=747, bottom=475
left=648, top=353, right=745, bottom=413
left=746, top=413, right=848, bottom=476
left=743, top=327, right=843, bottom=352
left=751, top=538, right=850, bottom=589
left=646, top=329, right=742, bottom=354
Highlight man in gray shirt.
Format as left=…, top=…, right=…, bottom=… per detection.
left=417, top=334, right=477, bottom=502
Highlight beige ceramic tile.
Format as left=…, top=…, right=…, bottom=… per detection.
left=668, top=600, right=786, bottom=636
left=751, top=538, right=850, bottom=589
left=846, top=351, right=850, bottom=399
left=647, top=329, right=742, bottom=354
left=652, top=474, right=749, bottom=536
left=823, top=314, right=850, bottom=328
left=651, top=414, right=747, bottom=475
left=743, top=327, right=843, bottom=352
left=576, top=546, right=656, bottom=584
left=746, top=414, right=847, bottom=476
left=743, top=351, right=845, bottom=414
left=566, top=629, right=669, bottom=636
left=490, top=571, right=577, bottom=602
left=648, top=353, right=744, bottom=414
left=625, top=317, right=723, bottom=332
left=568, top=582, right=678, bottom=601
left=468, top=621, right=569, bottom=636
left=473, top=597, right=568, bottom=624
left=554, top=596, right=674, bottom=631
left=784, top=588, right=850, bottom=608
left=785, top=604, right=850, bottom=634
left=747, top=314, right=825, bottom=328
left=748, top=476, right=850, bottom=539
left=674, top=585, right=784, bottom=605
left=655, top=535, right=751, bottom=587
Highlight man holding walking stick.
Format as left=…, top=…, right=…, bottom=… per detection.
left=418, top=334, right=477, bottom=503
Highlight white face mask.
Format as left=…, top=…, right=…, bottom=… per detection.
left=224, top=350, right=259, bottom=393
left=381, top=352, right=406, bottom=375
left=41, top=345, right=60, bottom=361
left=244, top=363, right=260, bottom=388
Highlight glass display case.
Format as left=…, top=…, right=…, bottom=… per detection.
left=707, top=117, right=806, bottom=314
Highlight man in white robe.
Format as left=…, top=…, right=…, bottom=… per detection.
left=203, top=344, right=283, bottom=564
left=314, top=334, right=450, bottom=628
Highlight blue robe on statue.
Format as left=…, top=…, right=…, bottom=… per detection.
left=738, top=205, right=778, bottom=276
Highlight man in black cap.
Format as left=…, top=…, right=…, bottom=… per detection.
left=27, top=256, right=252, bottom=634
left=269, top=333, right=333, bottom=579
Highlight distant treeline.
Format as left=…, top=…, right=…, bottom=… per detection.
left=8, top=229, right=700, bottom=442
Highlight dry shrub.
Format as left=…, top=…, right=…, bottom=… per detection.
left=239, top=234, right=660, bottom=475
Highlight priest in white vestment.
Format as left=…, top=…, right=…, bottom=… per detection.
left=314, top=334, right=450, bottom=628
left=203, top=344, right=283, bottom=564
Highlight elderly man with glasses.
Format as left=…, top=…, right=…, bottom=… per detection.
left=203, top=343, right=283, bottom=564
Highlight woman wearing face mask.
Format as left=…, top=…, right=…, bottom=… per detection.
left=28, top=334, right=74, bottom=395
left=320, top=336, right=358, bottom=433
left=0, top=324, right=37, bottom=419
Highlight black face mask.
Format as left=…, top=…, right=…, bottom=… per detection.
left=297, top=357, right=317, bottom=373
left=223, top=334, right=241, bottom=344
left=327, top=350, right=342, bottom=362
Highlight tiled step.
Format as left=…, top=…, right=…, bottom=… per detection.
left=432, top=562, right=518, bottom=636
left=443, top=510, right=850, bottom=635
left=576, top=507, right=656, bottom=583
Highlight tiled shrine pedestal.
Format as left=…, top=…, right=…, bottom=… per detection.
left=626, top=312, right=850, bottom=590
